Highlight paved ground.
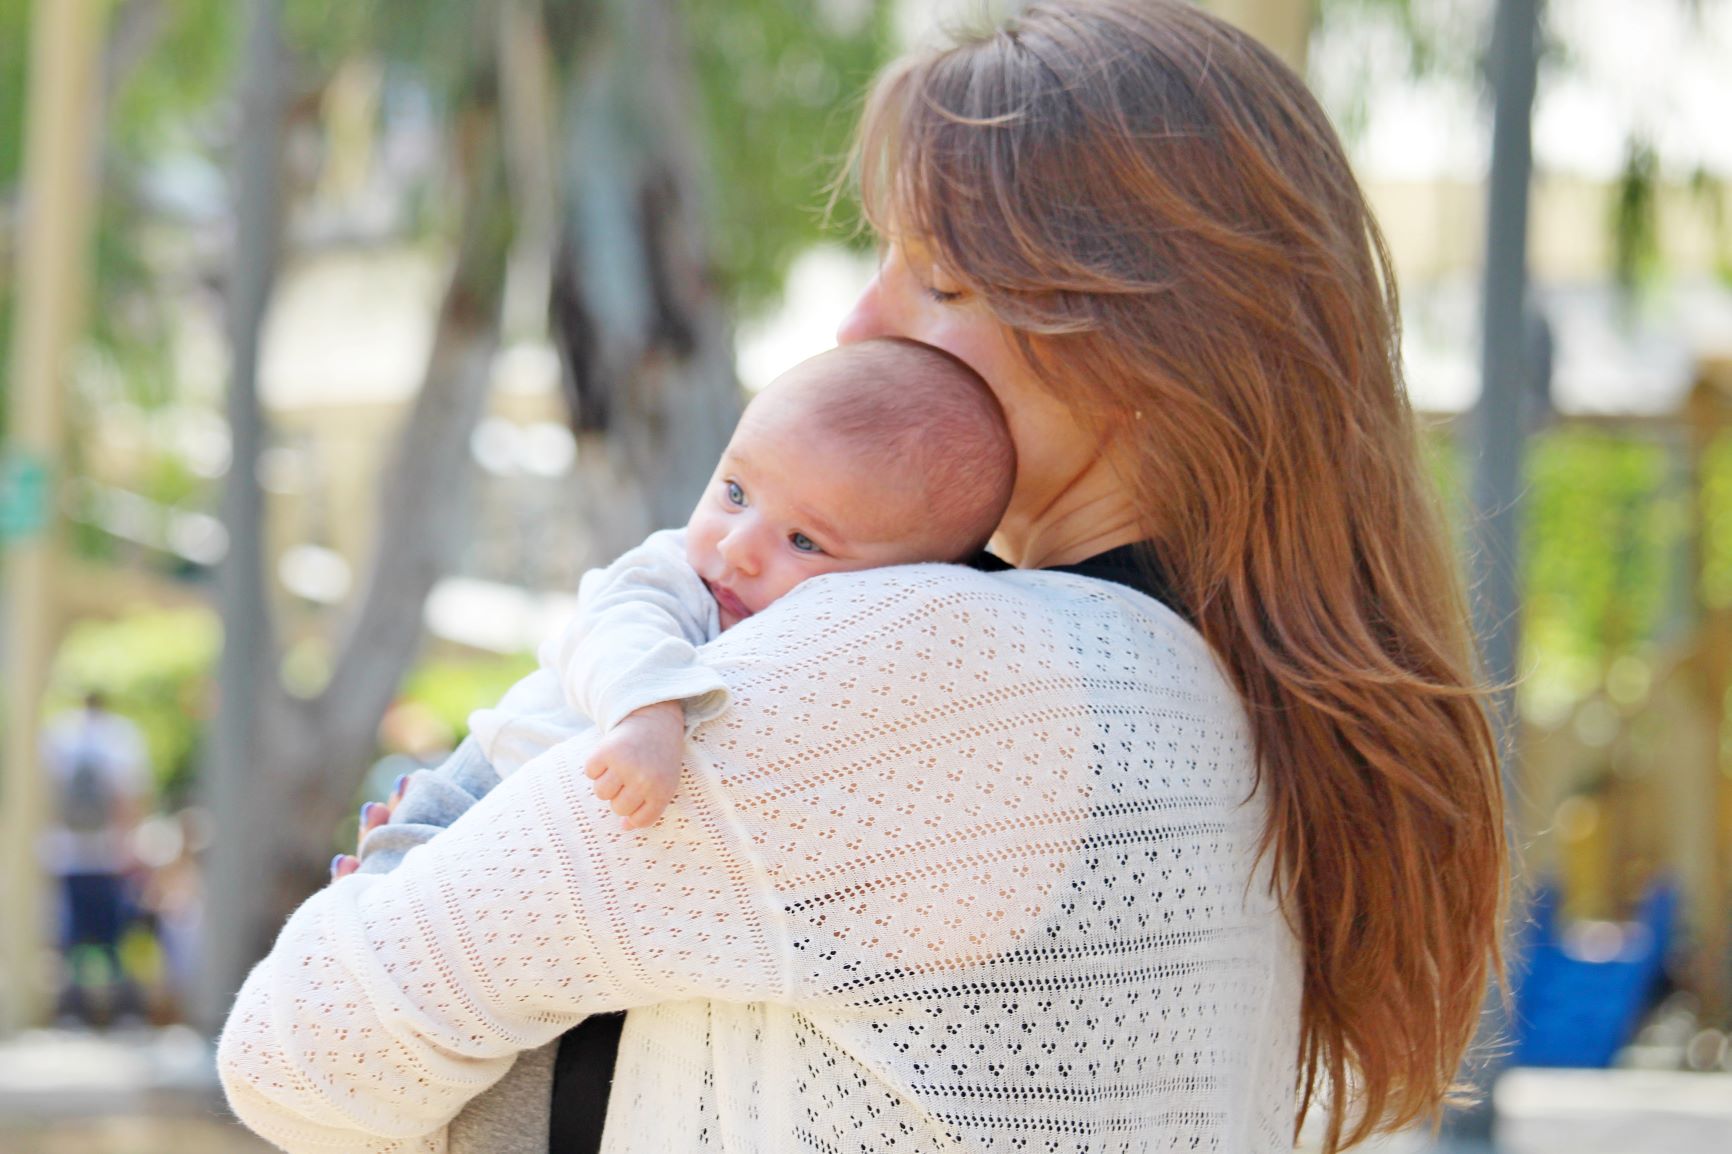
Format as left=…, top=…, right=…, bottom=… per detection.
left=0, top=1026, right=269, bottom=1154
left=1, top=1114, right=273, bottom=1154
left=1291, top=1066, right=1732, bottom=1153
left=1492, top=1067, right=1732, bottom=1154
left=2, top=1027, right=1729, bottom=1153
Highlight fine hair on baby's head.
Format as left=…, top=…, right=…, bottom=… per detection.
left=761, top=338, right=1015, bottom=559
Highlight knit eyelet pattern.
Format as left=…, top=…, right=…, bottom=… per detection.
left=218, top=565, right=1301, bottom=1153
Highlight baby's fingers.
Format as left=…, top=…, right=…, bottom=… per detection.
left=621, top=797, right=665, bottom=831
left=609, top=783, right=646, bottom=819
left=583, top=750, right=609, bottom=780
left=591, top=767, right=624, bottom=801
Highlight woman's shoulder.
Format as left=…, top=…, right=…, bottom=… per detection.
left=705, top=561, right=1103, bottom=649
left=757, top=558, right=1188, bottom=619
left=683, top=560, right=1265, bottom=978
left=698, top=560, right=1223, bottom=707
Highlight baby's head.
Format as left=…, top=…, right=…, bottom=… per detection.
left=686, top=338, right=1015, bottom=629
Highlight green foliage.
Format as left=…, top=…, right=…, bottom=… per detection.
left=1320, top=0, right=1468, bottom=81
left=682, top=0, right=892, bottom=313
left=0, top=0, right=27, bottom=443
left=1391, top=425, right=1694, bottom=726
left=2, top=0, right=237, bottom=446
left=278, top=0, right=893, bottom=315
left=399, top=651, right=537, bottom=740
left=0, top=0, right=29, bottom=189
left=48, top=607, right=221, bottom=804
left=83, top=207, right=179, bottom=412
left=106, top=0, right=236, bottom=164
left=36, top=608, right=521, bottom=810
left=1519, top=429, right=1688, bottom=719
left=1698, top=430, right=1732, bottom=609
left=1611, top=137, right=1661, bottom=298
left=289, top=0, right=495, bottom=97
left=1308, top=0, right=1482, bottom=144
left=1420, top=421, right=1465, bottom=520
left=1689, top=166, right=1732, bottom=287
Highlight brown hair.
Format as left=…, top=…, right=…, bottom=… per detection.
left=763, top=338, right=1016, bottom=556
left=849, top=2, right=1505, bottom=1148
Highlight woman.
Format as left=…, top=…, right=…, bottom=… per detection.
left=218, top=3, right=1503, bottom=1151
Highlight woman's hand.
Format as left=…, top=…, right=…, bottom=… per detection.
left=330, top=772, right=411, bottom=881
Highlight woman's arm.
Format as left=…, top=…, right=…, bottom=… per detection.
left=218, top=725, right=790, bottom=1152
left=218, top=564, right=1183, bottom=1153
left=219, top=565, right=997, bottom=1151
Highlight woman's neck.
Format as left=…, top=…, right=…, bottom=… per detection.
left=992, top=463, right=1146, bottom=570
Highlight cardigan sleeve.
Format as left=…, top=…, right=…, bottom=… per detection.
left=216, top=703, right=801, bottom=1151
left=215, top=562, right=1158, bottom=1153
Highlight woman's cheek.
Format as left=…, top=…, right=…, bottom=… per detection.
left=930, top=321, right=1018, bottom=405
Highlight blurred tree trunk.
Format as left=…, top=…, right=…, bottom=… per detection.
left=0, top=0, right=107, bottom=1031
left=549, top=0, right=741, bottom=557
left=198, top=0, right=738, bottom=1024
left=197, top=4, right=514, bottom=1027
left=194, top=0, right=283, bottom=1032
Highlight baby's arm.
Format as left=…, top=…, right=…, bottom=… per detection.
left=547, top=529, right=729, bottom=827
left=550, top=528, right=728, bottom=730
left=355, top=530, right=723, bottom=858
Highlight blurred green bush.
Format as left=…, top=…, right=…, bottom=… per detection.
left=44, top=603, right=537, bottom=805
left=399, top=650, right=537, bottom=742
left=48, top=607, right=219, bottom=806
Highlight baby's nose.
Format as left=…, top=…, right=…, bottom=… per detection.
left=718, top=528, right=760, bottom=576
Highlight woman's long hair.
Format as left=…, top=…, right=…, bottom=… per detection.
left=849, top=2, right=1505, bottom=1149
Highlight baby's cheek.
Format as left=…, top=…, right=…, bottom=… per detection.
left=762, top=560, right=842, bottom=608
left=758, top=570, right=808, bottom=608
left=683, top=527, right=712, bottom=572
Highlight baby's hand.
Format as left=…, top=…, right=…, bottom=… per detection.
left=583, top=701, right=685, bottom=829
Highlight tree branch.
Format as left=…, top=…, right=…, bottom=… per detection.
left=314, top=97, right=513, bottom=752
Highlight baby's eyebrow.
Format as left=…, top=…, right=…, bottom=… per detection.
left=790, top=499, right=844, bottom=546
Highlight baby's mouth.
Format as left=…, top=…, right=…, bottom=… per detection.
left=706, top=580, right=753, bottom=623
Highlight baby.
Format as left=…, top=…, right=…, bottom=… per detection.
left=360, top=337, right=1014, bottom=862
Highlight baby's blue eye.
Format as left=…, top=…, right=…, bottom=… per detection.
left=725, top=480, right=745, bottom=506
left=790, top=532, right=821, bottom=554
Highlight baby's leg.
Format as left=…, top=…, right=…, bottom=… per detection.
left=357, top=738, right=506, bottom=874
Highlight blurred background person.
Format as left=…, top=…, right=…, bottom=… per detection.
left=37, top=690, right=152, bottom=1027
left=132, top=806, right=211, bottom=1025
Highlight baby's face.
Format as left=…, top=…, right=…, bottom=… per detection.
left=685, top=393, right=939, bottom=630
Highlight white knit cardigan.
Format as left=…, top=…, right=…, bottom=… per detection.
left=217, top=563, right=1303, bottom=1153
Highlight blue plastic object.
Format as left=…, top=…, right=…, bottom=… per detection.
left=1510, top=879, right=1679, bottom=1068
